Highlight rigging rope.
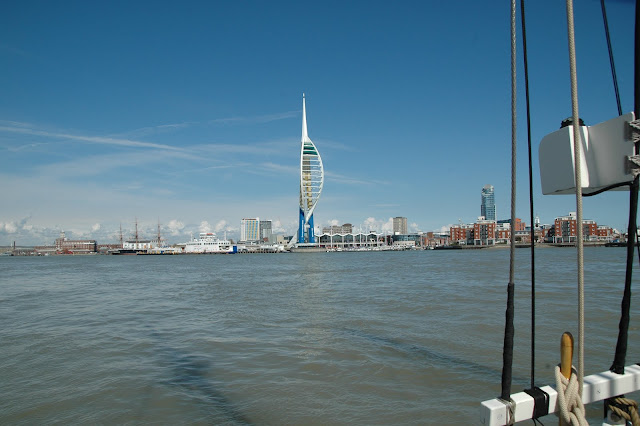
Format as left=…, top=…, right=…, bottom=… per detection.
left=601, top=0, right=624, bottom=116
left=565, top=0, right=586, bottom=392
left=519, top=0, right=537, bottom=391
left=500, top=0, right=517, bottom=404
left=610, top=0, right=640, bottom=376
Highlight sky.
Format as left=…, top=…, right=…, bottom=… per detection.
left=0, top=0, right=637, bottom=245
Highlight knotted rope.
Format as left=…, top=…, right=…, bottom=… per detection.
left=608, top=397, right=640, bottom=426
left=554, top=365, right=587, bottom=426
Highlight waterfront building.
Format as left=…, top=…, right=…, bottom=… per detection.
left=450, top=224, right=475, bottom=245
left=317, top=231, right=383, bottom=250
left=553, top=212, right=599, bottom=243
left=322, top=223, right=353, bottom=235
left=481, top=184, right=496, bottom=221
left=473, top=218, right=496, bottom=246
left=497, top=217, right=525, bottom=232
left=393, top=217, right=408, bottom=235
left=259, top=220, right=273, bottom=242
left=391, top=233, right=423, bottom=248
left=34, top=231, right=97, bottom=254
left=55, top=231, right=97, bottom=253
left=597, top=225, right=614, bottom=242
left=241, top=218, right=260, bottom=242
left=298, top=94, right=324, bottom=244
left=424, top=231, right=450, bottom=248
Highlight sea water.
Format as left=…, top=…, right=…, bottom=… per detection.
left=0, top=247, right=638, bottom=424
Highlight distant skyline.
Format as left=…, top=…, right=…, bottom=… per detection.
left=1, top=1, right=637, bottom=245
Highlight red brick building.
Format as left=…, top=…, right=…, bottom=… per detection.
left=474, top=219, right=496, bottom=245
left=554, top=212, right=599, bottom=243
left=450, top=224, right=474, bottom=245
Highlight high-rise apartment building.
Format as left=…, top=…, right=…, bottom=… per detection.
left=481, top=185, right=496, bottom=221
left=393, top=217, right=408, bottom=235
left=241, top=218, right=260, bottom=242
left=259, top=220, right=272, bottom=242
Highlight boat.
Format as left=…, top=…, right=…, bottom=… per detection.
left=182, top=232, right=237, bottom=254
left=481, top=1, right=640, bottom=424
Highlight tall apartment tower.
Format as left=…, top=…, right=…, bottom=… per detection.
left=259, top=220, right=272, bottom=242
left=241, top=218, right=260, bottom=242
left=393, top=217, right=408, bottom=235
left=481, top=185, right=496, bottom=221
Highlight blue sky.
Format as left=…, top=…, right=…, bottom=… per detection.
left=0, top=0, right=636, bottom=245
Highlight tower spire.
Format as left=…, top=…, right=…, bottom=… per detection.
left=297, top=93, right=324, bottom=245
left=302, top=93, right=310, bottom=142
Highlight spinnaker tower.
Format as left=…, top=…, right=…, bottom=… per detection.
left=298, top=94, right=324, bottom=244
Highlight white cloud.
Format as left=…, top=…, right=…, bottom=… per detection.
left=363, top=217, right=377, bottom=229
left=3, top=222, right=18, bottom=233
left=440, top=224, right=453, bottom=233
left=272, top=220, right=286, bottom=234
left=381, top=218, right=394, bottom=233
left=91, top=223, right=101, bottom=232
left=215, top=220, right=228, bottom=232
left=0, top=124, right=183, bottom=151
left=167, top=219, right=185, bottom=235
left=208, top=110, right=298, bottom=125
left=199, top=221, right=212, bottom=233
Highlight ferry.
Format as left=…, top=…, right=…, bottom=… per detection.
left=182, top=232, right=237, bottom=254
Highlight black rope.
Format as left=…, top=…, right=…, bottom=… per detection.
left=501, top=281, right=515, bottom=400
left=582, top=181, right=633, bottom=196
left=611, top=176, right=639, bottom=375
left=519, top=0, right=537, bottom=391
left=601, top=0, right=623, bottom=116
left=611, top=0, right=640, bottom=375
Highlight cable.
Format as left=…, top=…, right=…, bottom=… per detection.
left=601, top=0, right=623, bottom=116
left=519, top=0, right=537, bottom=391
left=501, top=0, right=517, bottom=402
left=566, top=0, right=586, bottom=391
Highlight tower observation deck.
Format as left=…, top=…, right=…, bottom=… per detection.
left=298, top=94, right=324, bottom=244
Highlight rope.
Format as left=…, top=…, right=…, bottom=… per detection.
left=608, top=397, right=640, bottom=425
left=612, top=177, right=639, bottom=374
left=610, top=0, right=640, bottom=374
left=600, top=0, right=623, bottom=116
left=519, top=0, right=537, bottom=390
left=554, top=365, right=588, bottom=426
left=565, top=0, right=585, bottom=392
left=500, top=0, right=517, bottom=402
left=509, top=0, right=517, bottom=306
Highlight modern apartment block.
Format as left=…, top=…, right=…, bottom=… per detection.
left=481, top=184, right=496, bottom=221
left=473, top=219, right=496, bottom=246
left=241, top=218, right=260, bottom=242
left=450, top=223, right=475, bottom=245
left=393, top=217, right=408, bottom=235
left=259, top=220, right=272, bottom=242
left=553, top=212, right=599, bottom=243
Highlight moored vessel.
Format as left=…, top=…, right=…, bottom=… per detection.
left=182, top=232, right=237, bottom=254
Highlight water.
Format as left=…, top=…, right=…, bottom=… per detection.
left=0, top=247, right=638, bottom=424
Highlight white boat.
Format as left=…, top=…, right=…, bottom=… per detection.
left=182, top=232, right=237, bottom=254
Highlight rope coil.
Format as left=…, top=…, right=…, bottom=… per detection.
left=607, top=397, right=640, bottom=426
left=554, top=365, right=587, bottom=426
